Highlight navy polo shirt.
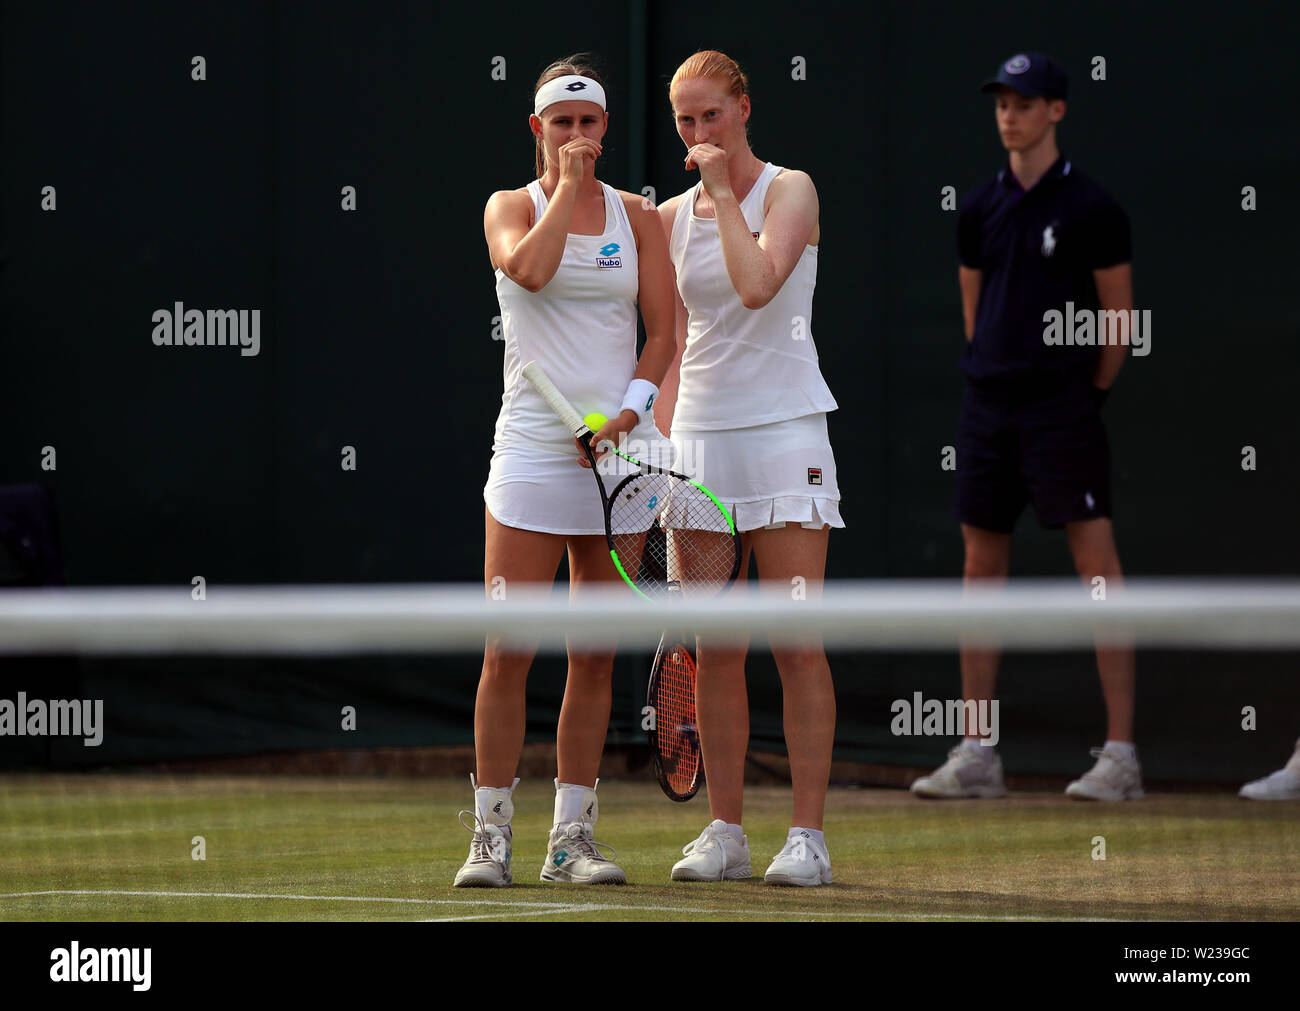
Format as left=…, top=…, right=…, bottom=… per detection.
left=957, top=156, right=1131, bottom=382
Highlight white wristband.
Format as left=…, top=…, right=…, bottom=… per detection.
left=619, top=378, right=659, bottom=424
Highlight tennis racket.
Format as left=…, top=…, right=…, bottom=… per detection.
left=522, top=360, right=739, bottom=801
left=647, top=629, right=703, bottom=801
left=520, top=360, right=741, bottom=601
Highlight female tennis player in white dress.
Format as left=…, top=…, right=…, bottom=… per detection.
left=455, top=56, right=677, bottom=887
left=656, top=50, right=841, bottom=887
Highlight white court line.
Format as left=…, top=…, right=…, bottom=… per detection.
left=425, top=905, right=602, bottom=922
left=424, top=906, right=1121, bottom=922
left=0, top=890, right=571, bottom=909
left=0, top=889, right=1124, bottom=922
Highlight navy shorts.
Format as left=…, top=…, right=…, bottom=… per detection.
left=953, top=377, right=1112, bottom=532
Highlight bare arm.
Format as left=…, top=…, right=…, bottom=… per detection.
left=623, top=191, right=676, bottom=416
left=483, top=187, right=570, bottom=293
left=713, top=169, right=819, bottom=310
left=1092, top=263, right=1133, bottom=389
left=483, top=138, right=600, bottom=292
left=958, top=266, right=982, bottom=340
left=577, top=193, right=682, bottom=460
left=652, top=195, right=688, bottom=435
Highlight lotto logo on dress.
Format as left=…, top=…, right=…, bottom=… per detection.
left=596, top=242, right=622, bottom=269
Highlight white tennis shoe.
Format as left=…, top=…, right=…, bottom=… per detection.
left=671, top=820, right=752, bottom=882
left=453, top=774, right=517, bottom=888
left=764, top=829, right=832, bottom=887
left=453, top=811, right=513, bottom=887
left=539, top=780, right=627, bottom=884
left=1065, top=745, right=1145, bottom=801
left=910, top=744, right=1008, bottom=798
left=1239, top=738, right=1300, bottom=800
left=540, top=820, right=628, bottom=884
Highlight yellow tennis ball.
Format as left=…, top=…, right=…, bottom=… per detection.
left=584, top=412, right=608, bottom=432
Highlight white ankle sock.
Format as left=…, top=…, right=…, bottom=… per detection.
left=962, top=737, right=996, bottom=760
left=471, top=775, right=518, bottom=826
left=553, top=779, right=596, bottom=825
left=790, top=826, right=825, bottom=848
left=1104, top=740, right=1137, bottom=762
left=724, top=822, right=744, bottom=841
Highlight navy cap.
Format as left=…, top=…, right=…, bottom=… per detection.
left=980, top=53, right=1068, bottom=100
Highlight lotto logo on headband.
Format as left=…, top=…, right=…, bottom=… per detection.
left=534, top=74, right=608, bottom=116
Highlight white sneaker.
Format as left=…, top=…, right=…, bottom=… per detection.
left=1239, top=738, right=1300, bottom=800
left=910, top=744, right=1007, bottom=798
left=540, top=821, right=628, bottom=884
left=453, top=774, right=517, bottom=887
left=671, top=820, right=752, bottom=882
left=539, top=779, right=627, bottom=884
left=453, top=812, right=513, bottom=887
left=1065, top=745, right=1145, bottom=801
left=764, top=829, right=832, bottom=887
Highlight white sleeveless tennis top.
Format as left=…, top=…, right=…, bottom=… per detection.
left=492, top=179, right=640, bottom=455
left=668, top=163, right=837, bottom=431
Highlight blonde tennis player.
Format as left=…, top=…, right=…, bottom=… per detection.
left=455, top=55, right=677, bottom=887
left=656, top=50, right=841, bottom=886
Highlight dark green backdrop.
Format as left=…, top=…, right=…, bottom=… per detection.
left=2, top=1, right=1297, bottom=780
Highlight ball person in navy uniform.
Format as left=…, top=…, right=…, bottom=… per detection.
left=911, top=53, right=1144, bottom=801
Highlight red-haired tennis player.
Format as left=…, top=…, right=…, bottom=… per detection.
left=656, top=50, right=841, bottom=886
left=455, top=55, right=677, bottom=887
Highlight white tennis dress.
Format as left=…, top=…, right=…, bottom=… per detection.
left=668, top=163, right=843, bottom=532
left=485, top=179, right=674, bottom=535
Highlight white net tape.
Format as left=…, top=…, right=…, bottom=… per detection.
left=2, top=579, right=1299, bottom=654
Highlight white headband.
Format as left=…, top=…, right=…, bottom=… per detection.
left=534, top=74, right=607, bottom=117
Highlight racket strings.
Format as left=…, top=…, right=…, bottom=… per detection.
left=653, top=645, right=699, bottom=794
left=608, top=473, right=737, bottom=600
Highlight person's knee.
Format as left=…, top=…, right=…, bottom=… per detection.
left=695, top=653, right=748, bottom=686
left=771, top=645, right=832, bottom=684
left=1072, top=547, right=1121, bottom=579
left=481, top=649, right=532, bottom=684
left=961, top=527, right=1010, bottom=580
left=566, top=653, right=615, bottom=683
left=964, top=543, right=1009, bottom=580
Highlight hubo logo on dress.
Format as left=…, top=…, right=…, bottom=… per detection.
left=596, top=242, right=622, bottom=269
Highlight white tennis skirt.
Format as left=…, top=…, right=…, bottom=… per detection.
left=484, top=425, right=679, bottom=536
left=670, top=413, right=844, bottom=532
